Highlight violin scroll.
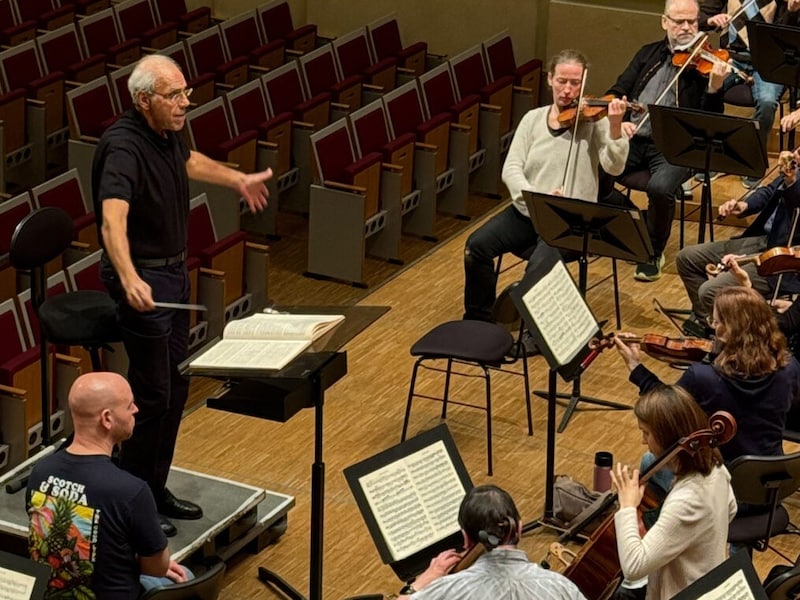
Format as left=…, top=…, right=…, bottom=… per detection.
left=707, top=411, right=737, bottom=446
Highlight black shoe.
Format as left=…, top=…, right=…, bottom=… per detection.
left=157, top=488, right=203, bottom=520
left=160, top=516, right=177, bottom=538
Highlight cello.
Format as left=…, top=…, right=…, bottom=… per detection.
left=563, top=411, right=737, bottom=600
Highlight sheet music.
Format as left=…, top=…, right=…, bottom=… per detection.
left=0, top=567, right=35, bottom=600
left=358, top=441, right=466, bottom=561
left=521, top=261, right=597, bottom=365
left=696, top=569, right=757, bottom=600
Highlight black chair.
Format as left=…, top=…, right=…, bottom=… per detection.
left=764, top=562, right=800, bottom=599
left=784, top=397, right=800, bottom=444
left=139, top=560, right=226, bottom=599
left=10, top=207, right=120, bottom=446
left=400, top=282, right=533, bottom=476
left=727, top=451, right=800, bottom=561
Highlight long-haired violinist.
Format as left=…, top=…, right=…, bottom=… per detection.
left=613, top=286, right=800, bottom=464
left=603, top=0, right=729, bottom=282
left=462, top=49, right=629, bottom=322
left=611, top=385, right=737, bottom=600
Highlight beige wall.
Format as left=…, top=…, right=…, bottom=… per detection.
left=203, top=0, right=677, bottom=97
left=545, top=1, right=666, bottom=94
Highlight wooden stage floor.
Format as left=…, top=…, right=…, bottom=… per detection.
left=174, top=168, right=800, bottom=598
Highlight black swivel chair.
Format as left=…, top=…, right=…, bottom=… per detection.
left=10, top=206, right=120, bottom=446
left=727, top=451, right=800, bottom=561
left=139, top=560, right=226, bottom=599
left=400, top=281, right=533, bottom=476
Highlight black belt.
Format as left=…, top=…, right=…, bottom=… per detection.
left=133, top=250, right=186, bottom=268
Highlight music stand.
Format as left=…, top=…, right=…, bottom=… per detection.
left=649, top=104, right=766, bottom=244
left=511, top=253, right=605, bottom=533
left=523, top=191, right=651, bottom=432
left=747, top=20, right=800, bottom=148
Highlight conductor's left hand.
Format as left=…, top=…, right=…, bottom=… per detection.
left=238, top=167, right=272, bottom=213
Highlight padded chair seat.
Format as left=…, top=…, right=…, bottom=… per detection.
left=0, top=346, right=40, bottom=386
left=398, top=41, right=427, bottom=62
left=285, top=24, right=317, bottom=44
left=619, top=170, right=650, bottom=191
left=728, top=505, right=791, bottom=544
left=724, top=83, right=754, bottom=107
left=448, top=94, right=481, bottom=120
left=410, top=320, right=513, bottom=364
left=39, top=290, right=120, bottom=347
left=480, top=75, right=514, bottom=102
left=342, top=151, right=382, bottom=183
left=416, top=111, right=451, bottom=138
left=516, top=58, right=543, bottom=80
left=293, top=92, right=331, bottom=121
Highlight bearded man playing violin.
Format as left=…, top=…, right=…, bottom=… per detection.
left=462, top=48, right=628, bottom=322
left=604, top=0, right=729, bottom=282
left=676, top=149, right=800, bottom=330
left=700, top=0, right=800, bottom=188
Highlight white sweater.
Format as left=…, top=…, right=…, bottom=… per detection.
left=614, top=465, right=737, bottom=600
left=502, top=105, right=629, bottom=216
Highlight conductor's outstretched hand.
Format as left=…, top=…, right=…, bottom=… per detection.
left=238, top=167, right=273, bottom=213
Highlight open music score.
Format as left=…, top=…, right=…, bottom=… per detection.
left=189, top=312, right=344, bottom=371
left=519, top=260, right=597, bottom=367
left=358, top=441, right=466, bottom=562
left=344, top=424, right=473, bottom=581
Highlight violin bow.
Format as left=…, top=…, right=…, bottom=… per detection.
left=715, top=147, right=800, bottom=223
left=560, top=66, right=589, bottom=198
left=634, top=34, right=710, bottom=136
left=722, top=0, right=759, bottom=31
left=652, top=297, right=690, bottom=338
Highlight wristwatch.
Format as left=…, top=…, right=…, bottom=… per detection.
left=399, top=582, right=417, bottom=595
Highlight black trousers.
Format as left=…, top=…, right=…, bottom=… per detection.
left=102, top=259, right=190, bottom=502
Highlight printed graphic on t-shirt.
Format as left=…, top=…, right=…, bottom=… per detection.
left=28, top=476, right=98, bottom=599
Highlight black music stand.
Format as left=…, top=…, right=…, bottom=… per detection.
left=747, top=20, right=800, bottom=149
left=649, top=104, right=766, bottom=244
left=523, top=191, right=651, bottom=432
left=510, top=254, right=604, bottom=533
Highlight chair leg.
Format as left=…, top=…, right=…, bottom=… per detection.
left=679, top=195, right=685, bottom=250
left=441, top=358, right=453, bottom=419
left=89, top=347, right=102, bottom=372
left=484, top=366, right=492, bottom=476
left=612, top=259, right=621, bottom=329
left=401, top=359, right=422, bottom=441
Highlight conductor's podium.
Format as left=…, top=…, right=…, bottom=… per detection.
left=0, top=446, right=294, bottom=563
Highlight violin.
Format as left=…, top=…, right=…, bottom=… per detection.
left=672, top=41, right=753, bottom=84
left=557, top=95, right=645, bottom=129
left=564, top=412, right=737, bottom=600
left=590, top=333, right=715, bottom=366
left=705, top=245, right=800, bottom=277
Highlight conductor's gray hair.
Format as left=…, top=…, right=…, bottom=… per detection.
left=128, top=54, right=181, bottom=107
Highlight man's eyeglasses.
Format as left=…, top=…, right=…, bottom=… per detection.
left=663, top=15, right=698, bottom=26
left=151, top=88, right=193, bottom=103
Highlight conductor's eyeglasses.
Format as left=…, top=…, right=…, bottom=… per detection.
left=151, top=87, right=193, bottom=103
left=663, top=15, right=698, bottom=26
